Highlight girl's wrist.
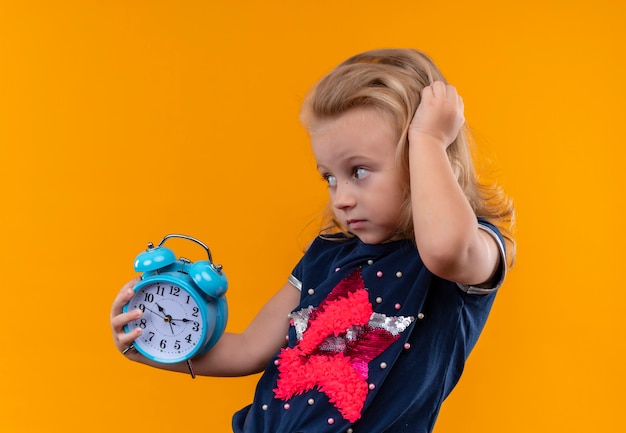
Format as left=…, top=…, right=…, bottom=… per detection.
left=408, top=131, right=450, bottom=152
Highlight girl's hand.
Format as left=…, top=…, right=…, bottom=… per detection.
left=409, top=81, right=465, bottom=149
left=110, top=277, right=143, bottom=354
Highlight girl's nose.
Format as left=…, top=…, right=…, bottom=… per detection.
left=332, top=181, right=356, bottom=210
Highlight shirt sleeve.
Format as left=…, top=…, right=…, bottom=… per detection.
left=288, top=274, right=303, bottom=291
left=287, top=239, right=314, bottom=292
left=457, top=219, right=507, bottom=295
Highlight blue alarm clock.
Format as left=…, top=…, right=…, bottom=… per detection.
left=123, top=234, right=228, bottom=378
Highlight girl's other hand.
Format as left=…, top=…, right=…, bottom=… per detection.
left=409, top=81, right=465, bottom=149
left=110, top=277, right=142, bottom=354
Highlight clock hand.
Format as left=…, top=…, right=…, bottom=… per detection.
left=143, top=306, right=165, bottom=319
left=154, top=303, right=178, bottom=334
left=143, top=305, right=178, bottom=335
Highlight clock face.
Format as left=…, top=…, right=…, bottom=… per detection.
left=126, top=281, right=205, bottom=362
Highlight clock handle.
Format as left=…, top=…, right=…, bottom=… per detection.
left=157, top=233, right=214, bottom=264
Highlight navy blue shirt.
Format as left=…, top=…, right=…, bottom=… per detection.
left=233, top=220, right=506, bottom=433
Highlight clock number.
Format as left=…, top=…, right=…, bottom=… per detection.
left=169, top=286, right=180, bottom=296
left=193, top=321, right=200, bottom=332
left=138, top=303, right=146, bottom=312
left=156, top=285, right=165, bottom=296
left=185, top=334, right=192, bottom=344
left=160, top=339, right=167, bottom=349
left=144, top=293, right=154, bottom=303
left=186, top=295, right=191, bottom=304
left=174, top=340, right=181, bottom=350
left=148, top=332, right=155, bottom=341
left=192, top=307, right=199, bottom=317
left=139, top=319, right=147, bottom=329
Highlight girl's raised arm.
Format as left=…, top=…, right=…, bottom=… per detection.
left=408, top=81, right=501, bottom=286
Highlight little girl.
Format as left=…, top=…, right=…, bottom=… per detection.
left=111, top=48, right=515, bottom=433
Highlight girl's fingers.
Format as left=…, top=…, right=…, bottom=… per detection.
left=110, top=277, right=140, bottom=319
left=117, top=325, right=142, bottom=346
left=111, top=308, right=142, bottom=332
left=110, top=277, right=142, bottom=351
left=111, top=308, right=143, bottom=353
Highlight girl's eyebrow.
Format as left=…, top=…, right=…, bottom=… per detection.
left=345, top=155, right=378, bottom=167
left=316, top=155, right=377, bottom=171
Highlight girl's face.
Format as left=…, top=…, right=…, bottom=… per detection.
left=310, top=107, right=405, bottom=244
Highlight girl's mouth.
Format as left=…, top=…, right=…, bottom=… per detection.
left=346, top=219, right=366, bottom=230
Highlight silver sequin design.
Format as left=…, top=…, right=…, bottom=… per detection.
left=290, top=307, right=414, bottom=342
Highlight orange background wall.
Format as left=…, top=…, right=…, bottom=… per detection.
left=1, top=1, right=624, bottom=432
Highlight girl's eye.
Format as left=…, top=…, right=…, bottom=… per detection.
left=353, top=167, right=370, bottom=180
left=322, top=174, right=337, bottom=187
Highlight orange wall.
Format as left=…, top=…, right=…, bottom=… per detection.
left=1, top=1, right=624, bottom=432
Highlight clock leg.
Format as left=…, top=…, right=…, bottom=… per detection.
left=186, top=359, right=196, bottom=379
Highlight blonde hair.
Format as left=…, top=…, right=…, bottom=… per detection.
left=301, top=48, right=516, bottom=266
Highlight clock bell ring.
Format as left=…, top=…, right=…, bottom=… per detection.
left=123, top=234, right=228, bottom=378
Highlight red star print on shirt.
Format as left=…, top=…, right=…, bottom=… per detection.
left=273, top=268, right=414, bottom=423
